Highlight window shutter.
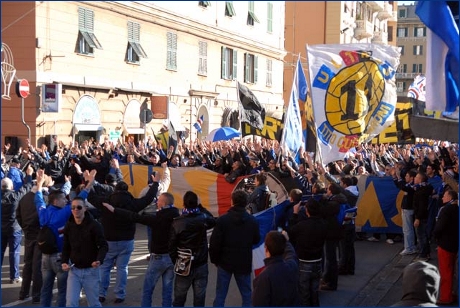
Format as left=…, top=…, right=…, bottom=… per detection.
left=413, top=45, right=416, bottom=55
left=85, top=9, right=94, bottom=32
left=254, top=55, right=258, bottom=83
left=412, top=64, right=416, bottom=72
left=244, top=53, right=249, bottom=83
left=78, top=7, right=86, bottom=30
left=167, top=33, right=172, bottom=68
left=233, top=50, right=238, bottom=79
left=423, top=27, right=426, bottom=36
left=128, top=21, right=134, bottom=41
left=420, top=45, right=423, bottom=55
left=221, top=47, right=226, bottom=79
left=405, top=28, right=407, bottom=37
left=267, top=2, right=273, bottom=33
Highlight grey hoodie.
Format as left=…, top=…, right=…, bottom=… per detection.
left=391, top=261, right=440, bottom=307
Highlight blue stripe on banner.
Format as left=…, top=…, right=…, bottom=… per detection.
left=129, top=163, right=134, bottom=186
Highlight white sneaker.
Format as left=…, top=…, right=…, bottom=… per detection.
left=386, top=239, right=394, bottom=245
left=367, top=236, right=379, bottom=242
left=400, top=249, right=417, bottom=256
left=10, top=277, right=22, bottom=284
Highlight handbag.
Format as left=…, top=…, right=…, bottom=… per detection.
left=174, top=248, right=193, bottom=276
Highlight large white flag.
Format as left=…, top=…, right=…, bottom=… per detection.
left=306, top=43, right=400, bottom=164
left=280, top=57, right=306, bottom=157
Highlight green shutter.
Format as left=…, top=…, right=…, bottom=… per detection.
left=78, top=7, right=85, bottom=30
left=244, top=53, right=249, bottom=83
left=233, top=49, right=237, bottom=79
left=221, top=46, right=226, bottom=79
left=254, top=55, right=258, bottom=83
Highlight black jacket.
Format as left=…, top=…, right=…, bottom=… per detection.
left=289, top=216, right=327, bottom=261
left=321, top=193, right=347, bottom=240
left=252, top=242, right=299, bottom=307
left=209, top=206, right=260, bottom=274
left=413, top=183, right=434, bottom=220
left=433, top=201, right=459, bottom=253
left=113, top=206, right=180, bottom=254
left=1, top=180, right=33, bottom=235
left=169, top=208, right=216, bottom=269
left=393, top=179, right=415, bottom=210
left=62, top=211, right=108, bottom=268
left=97, top=183, right=159, bottom=241
left=16, top=189, right=40, bottom=239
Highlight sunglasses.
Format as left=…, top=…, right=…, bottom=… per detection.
left=71, top=205, right=83, bottom=211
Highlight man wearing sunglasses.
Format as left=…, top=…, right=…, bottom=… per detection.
left=61, top=197, right=108, bottom=307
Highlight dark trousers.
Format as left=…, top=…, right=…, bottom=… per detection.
left=339, top=224, right=355, bottom=274
left=299, top=260, right=322, bottom=306
left=20, top=237, right=42, bottom=300
left=322, top=240, right=338, bottom=289
left=173, top=263, right=208, bottom=307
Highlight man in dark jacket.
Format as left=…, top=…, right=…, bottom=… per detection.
left=1, top=165, right=33, bottom=284
left=289, top=198, right=327, bottom=306
left=103, top=191, right=180, bottom=307
left=412, top=172, right=434, bottom=261
left=90, top=174, right=159, bottom=304
left=252, top=230, right=299, bottom=306
left=209, top=190, right=260, bottom=307
left=61, top=197, right=108, bottom=307
left=320, top=182, right=347, bottom=291
left=169, top=191, right=216, bottom=307
left=16, top=174, right=54, bottom=302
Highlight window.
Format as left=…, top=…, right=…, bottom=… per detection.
left=414, top=27, right=426, bottom=37
left=126, top=21, right=147, bottom=64
left=221, top=47, right=237, bottom=80
left=198, top=41, right=207, bottom=76
left=244, top=53, right=258, bottom=84
left=266, top=59, right=272, bottom=87
left=388, top=26, right=393, bottom=41
left=398, top=45, right=404, bottom=55
left=166, top=32, right=177, bottom=70
left=412, top=64, right=423, bottom=73
left=398, top=64, right=407, bottom=73
left=247, top=1, right=259, bottom=26
left=77, top=7, right=102, bottom=55
left=398, top=9, right=406, bottom=18
left=199, top=1, right=211, bottom=7
left=225, top=1, right=236, bottom=17
left=397, top=28, right=407, bottom=37
left=413, top=45, right=423, bottom=55
left=267, top=2, right=273, bottom=33
left=397, top=82, right=404, bottom=92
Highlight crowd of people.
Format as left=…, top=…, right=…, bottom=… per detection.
left=1, top=134, right=458, bottom=306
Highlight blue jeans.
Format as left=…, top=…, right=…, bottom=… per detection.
left=416, top=219, right=430, bottom=258
left=402, top=209, right=416, bottom=251
left=299, top=260, right=322, bottom=306
left=173, top=263, right=208, bottom=307
left=141, top=253, right=174, bottom=307
left=322, top=240, right=338, bottom=289
left=1, top=229, right=22, bottom=280
left=99, top=240, right=134, bottom=299
left=213, top=266, right=252, bottom=307
left=66, top=266, right=101, bottom=307
left=41, top=253, right=68, bottom=307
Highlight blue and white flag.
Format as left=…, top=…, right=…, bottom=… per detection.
left=280, top=57, right=305, bottom=158
left=193, top=115, right=204, bottom=133
left=407, top=75, right=426, bottom=102
left=416, top=1, right=459, bottom=115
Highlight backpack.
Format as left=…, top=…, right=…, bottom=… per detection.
left=37, top=225, right=58, bottom=254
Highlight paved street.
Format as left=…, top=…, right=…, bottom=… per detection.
left=1, top=227, right=456, bottom=307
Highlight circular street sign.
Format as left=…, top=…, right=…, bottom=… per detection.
left=16, top=79, right=30, bottom=98
left=139, top=109, right=153, bottom=124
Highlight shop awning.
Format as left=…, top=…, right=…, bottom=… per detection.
left=73, top=124, right=104, bottom=133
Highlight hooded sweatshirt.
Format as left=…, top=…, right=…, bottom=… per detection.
left=391, top=261, right=440, bottom=307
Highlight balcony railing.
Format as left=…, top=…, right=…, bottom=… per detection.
left=354, top=19, right=374, bottom=40
left=395, top=73, right=420, bottom=79
left=367, top=1, right=384, bottom=12
left=377, top=3, right=393, bottom=20
left=372, top=31, right=388, bottom=44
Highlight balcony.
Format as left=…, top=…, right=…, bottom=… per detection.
left=389, top=10, right=398, bottom=22
left=367, top=1, right=384, bottom=12
left=371, top=31, right=388, bottom=44
left=377, top=3, right=393, bottom=20
left=353, top=19, right=374, bottom=40
left=395, top=73, right=420, bottom=79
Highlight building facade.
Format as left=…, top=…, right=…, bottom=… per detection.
left=283, top=1, right=397, bottom=104
left=395, top=3, right=426, bottom=97
left=1, top=1, right=285, bottom=151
